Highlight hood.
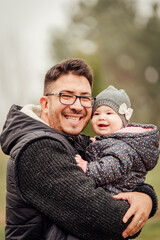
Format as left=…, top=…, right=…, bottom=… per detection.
left=0, top=104, right=90, bottom=157
left=0, top=104, right=52, bottom=155
left=110, top=123, right=160, bottom=171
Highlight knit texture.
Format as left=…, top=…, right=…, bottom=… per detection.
left=15, top=137, right=158, bottom=240
left=93, top=85, right=132, bottom=127
left=17, top=138, right=131, bottom=240
left=1, top=104, right=158, bottom=240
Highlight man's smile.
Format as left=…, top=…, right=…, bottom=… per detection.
left=65, top=116, right=82, bottom=121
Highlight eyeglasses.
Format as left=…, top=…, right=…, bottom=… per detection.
left=46, top=92, right=95, bottom=108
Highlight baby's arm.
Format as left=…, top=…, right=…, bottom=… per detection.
left=86, top=139, right=135, bottom=187
left=75, top=154, right=88, bottom=173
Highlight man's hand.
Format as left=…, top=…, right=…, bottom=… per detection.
left=113, top=192, right=153, bottom=238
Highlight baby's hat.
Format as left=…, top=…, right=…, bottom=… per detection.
left=93, top=85, right=133, bottom=127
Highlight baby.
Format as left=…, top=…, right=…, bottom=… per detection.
left=76, top=85, right=159, bottom=195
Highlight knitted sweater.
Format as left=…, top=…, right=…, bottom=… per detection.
left=86, top=124, right=159, bottom=195
left=0, top=104, right=158, bottom=240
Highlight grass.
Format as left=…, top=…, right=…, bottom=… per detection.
left=138, top=158, right=160, bottom=240
left=0, top=149, right=160, bottom=239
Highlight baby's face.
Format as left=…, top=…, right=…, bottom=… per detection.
left=91, top=105, right=123, bottom=136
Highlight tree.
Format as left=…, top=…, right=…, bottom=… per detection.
left=50, top=0, right=160, bottom=133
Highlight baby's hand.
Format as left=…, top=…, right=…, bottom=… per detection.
left=75, top=154, right=87, bottom=173
left=90, top=136, right=96, bottom=142
left=75, top=154, right=83, bottom=166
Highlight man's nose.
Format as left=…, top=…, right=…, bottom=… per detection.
left=70, top=97, right=83, bottom=111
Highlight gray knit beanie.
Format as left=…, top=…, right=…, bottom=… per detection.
left=93, top=85, right=133, bottom=127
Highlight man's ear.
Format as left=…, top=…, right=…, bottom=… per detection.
left=40, top=96, right=48, bottom=114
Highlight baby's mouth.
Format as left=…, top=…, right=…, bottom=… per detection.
left=98, top=124, right=108, bottom=127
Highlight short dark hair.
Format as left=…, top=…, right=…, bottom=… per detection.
left=44, top=58, right=94, bottom=95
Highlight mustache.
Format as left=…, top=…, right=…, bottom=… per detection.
left=63, top=109, right=86, bottom=116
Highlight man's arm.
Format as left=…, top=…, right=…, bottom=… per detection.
left=120, top=183, right=158, bottom=238
left=16, top=138, right=156, bottom=240
left=125, top=183, right=157, bottom=238
left=135, top=183, right=158, bottom=218
left=114, top=190, right=155, bottom=238
left=17, top=138, right=130, bottom=240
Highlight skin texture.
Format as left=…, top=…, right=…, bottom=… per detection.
left=39, top=73, right=153, bottom=238
left=91, top=105, right=123, bottom=136
left=40, top=73, right=92, bottom=136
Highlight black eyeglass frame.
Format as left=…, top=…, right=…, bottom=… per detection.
left=46, top=92, right=95, bottom=108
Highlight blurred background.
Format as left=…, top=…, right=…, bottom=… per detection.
left=0, top=0, right=160, bottom=239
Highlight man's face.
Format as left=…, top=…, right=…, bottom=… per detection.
left=41, top=73, right=92, bottom=136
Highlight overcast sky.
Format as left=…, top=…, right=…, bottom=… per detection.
left=0, top=0, right=160, bottom=129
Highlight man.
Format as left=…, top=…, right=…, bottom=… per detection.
left=0, top=59, right=157, bottom=240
